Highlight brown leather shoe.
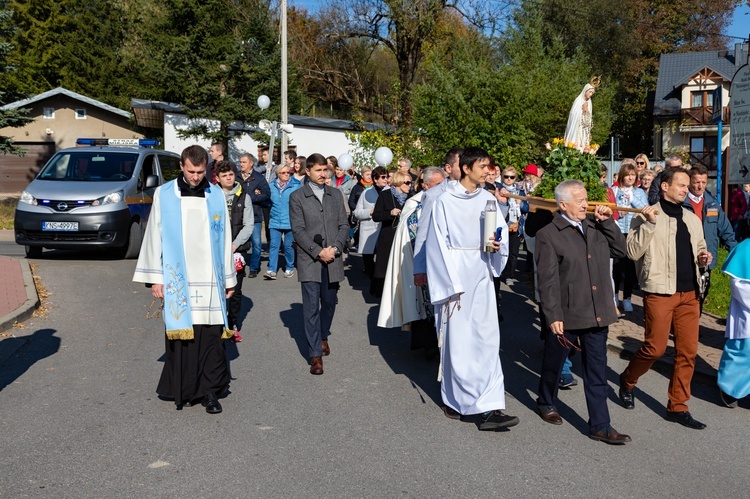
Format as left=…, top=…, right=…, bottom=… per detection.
left=536, top=405, right=563, bottom=425
left=589, top=426, right=632, bottom=445
left=322, top=339, right=330, bottom=356
left=310, top=356, right=324, bottom=375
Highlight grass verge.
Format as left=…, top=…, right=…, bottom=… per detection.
left=0, top=198, right=17, bottom=230
left=703, top=246, right=729, bottom=318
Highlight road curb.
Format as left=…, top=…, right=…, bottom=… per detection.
left=0, top=258, right=40, bottom=333
left=606, top=339, right=718, bottom=385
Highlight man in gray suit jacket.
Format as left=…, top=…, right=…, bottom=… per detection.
left=289, top=153, right=349, bottom=375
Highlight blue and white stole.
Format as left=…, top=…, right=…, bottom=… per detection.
left=160, top=180, right=230, bottom=340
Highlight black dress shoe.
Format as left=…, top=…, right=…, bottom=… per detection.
left=443, top=406, right=462, bottom=420
left=536, top=405, right=563, bottom=425
left=589, top=426, right=632, bottom=444
left=719, top=389, right=739, bottom=408
left=665, top=411, right=706, bottom=429
left=618, top=375, right=635, bottom=409
left=478, top=410, right=519, bottom=430
left=202, top=392, right=223, bottom=414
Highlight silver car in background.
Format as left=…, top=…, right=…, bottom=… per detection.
left=14, top=139, right=181, bottom=258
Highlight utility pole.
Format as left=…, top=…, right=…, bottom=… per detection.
left=280, top=0, right=288, bottom=155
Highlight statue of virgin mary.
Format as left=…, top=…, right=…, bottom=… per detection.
left=564, top=77, right=600, bottom=148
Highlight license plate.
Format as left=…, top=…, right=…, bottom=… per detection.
left=42, top=221, right=79, bottom=231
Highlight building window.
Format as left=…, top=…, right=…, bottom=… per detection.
left=75, top=109, right=87, bottom=120
left=690, top=91, right=713, bottom=109
left=43, top=107, right=55, bottom=119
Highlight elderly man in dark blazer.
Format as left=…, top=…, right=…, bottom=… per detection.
left=289, top=153, right=349, bottom=375
left=534, top=179, right=631, bottom=444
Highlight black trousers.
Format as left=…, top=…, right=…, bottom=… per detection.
left=537, top=326, right=611, bottom=433
left=362, top=253, right=375, bottom=277
left=262, top=206, right=271, bottom=245
left=501, top=230, right=523, bottom=280
left=227, top=270, right=244, bottom=329
left=301, top=265, right=339, bottom=358
left=613, top=256, right=637, bottom=300
left=157, top=324, right=230, bottom=407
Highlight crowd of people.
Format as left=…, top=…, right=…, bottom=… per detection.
left=133, top=143, right=749, bottom=439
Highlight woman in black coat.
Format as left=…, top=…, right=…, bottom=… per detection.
left=370, top=171, right=413, bottom=296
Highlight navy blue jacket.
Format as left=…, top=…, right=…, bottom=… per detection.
left=682, top=190, right=736, bottom=269
left=239, top=172, right=271, bottom=224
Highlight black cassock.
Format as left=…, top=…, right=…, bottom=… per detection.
left=157, top=324, right=230, bottom=407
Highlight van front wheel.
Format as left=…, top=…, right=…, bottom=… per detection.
left=25, top=245, right=43, bottom=258
left=122, top=220, right=143, bottom=259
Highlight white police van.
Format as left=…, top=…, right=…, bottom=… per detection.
left=14, top=138, right=181, bottom=258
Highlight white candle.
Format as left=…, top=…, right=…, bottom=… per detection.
left=484, top=200, right=497, bottom=252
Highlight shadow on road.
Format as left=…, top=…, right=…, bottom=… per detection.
left=280, top=302, right=308, bottom=361
left=0, top=328, right=60, bottom=392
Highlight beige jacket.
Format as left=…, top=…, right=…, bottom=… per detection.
left=627, top=201, right=706, bottom=295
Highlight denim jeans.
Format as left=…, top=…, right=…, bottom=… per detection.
left=248, top=221, right=262, bottom=272
left=269, top=228, right=295, bottom=273
left=561, top=357, right=573, bottom=376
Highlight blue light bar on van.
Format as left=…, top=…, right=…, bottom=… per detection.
left=76, top=138, right=161, bottom=147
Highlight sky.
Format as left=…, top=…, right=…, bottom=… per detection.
left=288, top=0, right=750, bottom=46
left=729, top=4, right=750, bottom=43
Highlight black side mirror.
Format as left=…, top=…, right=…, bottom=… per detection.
left=145, top=174, right=159, bottom=189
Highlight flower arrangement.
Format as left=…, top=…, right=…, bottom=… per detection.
left=534, top=138, right=607, bottom=202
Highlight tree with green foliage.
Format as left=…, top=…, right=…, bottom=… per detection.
left=536, top=0, right=740, bottom=156
left=319, top=0, right=513, bottom=127
left=412, top=5, right=611, bottom=168
left=2, top=0, right=129, bottom=109
left=0, top=0, right=32, bottom=156
left=121, top=0, right=301, bottom=146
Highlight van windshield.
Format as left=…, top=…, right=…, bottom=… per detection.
left=37, top=152, right=139, bottom=181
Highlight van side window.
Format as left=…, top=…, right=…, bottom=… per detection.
left=142, top=155, right=155, bottom=178
left=138, top=155, right=155, bottom=192
left=159, top=154, right=181, bottom=182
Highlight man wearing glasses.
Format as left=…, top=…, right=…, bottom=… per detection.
left=534, top=180, right=631, bottom=444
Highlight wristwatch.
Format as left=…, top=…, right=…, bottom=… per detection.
left=333, top=246, right=341, bottom=257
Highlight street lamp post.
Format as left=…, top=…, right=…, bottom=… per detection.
left=257, top=95, right=293, bottom=170
left=280, top=0, right=288, bottom=153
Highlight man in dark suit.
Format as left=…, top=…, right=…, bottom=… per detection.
left=534, top=179, right=632, bottom=444
left=289, top=153, right=349, bottom=375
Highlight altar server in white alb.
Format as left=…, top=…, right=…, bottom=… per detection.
left=425, top=147, right=519, bottom=431
left=133, top=144, right=237, bottom=414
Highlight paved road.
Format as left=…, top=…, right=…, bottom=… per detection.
left=0, top=230, right=24, bottom=258
left=0, top=251, right=747, bottom=497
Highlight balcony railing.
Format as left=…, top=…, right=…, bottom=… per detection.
left=680, top=106, right=730, bottom=126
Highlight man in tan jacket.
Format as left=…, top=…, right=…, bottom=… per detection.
left=619, top=168, right=712, bottom=429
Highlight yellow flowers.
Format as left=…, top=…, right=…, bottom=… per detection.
left=549, top=138, right=598, bottom=155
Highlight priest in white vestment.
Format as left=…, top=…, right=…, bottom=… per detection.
left=425, top=147, right=519, bottom=431
left=378, top=167, right=446, bottom=331
left=133, top=145, right=237, bottom=414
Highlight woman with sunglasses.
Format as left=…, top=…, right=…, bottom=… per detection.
left=634, top=154, right=650, bottom=177
left=497, top=167, right=523, bottom=286
left=371, top=171, right=414, bottom=296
